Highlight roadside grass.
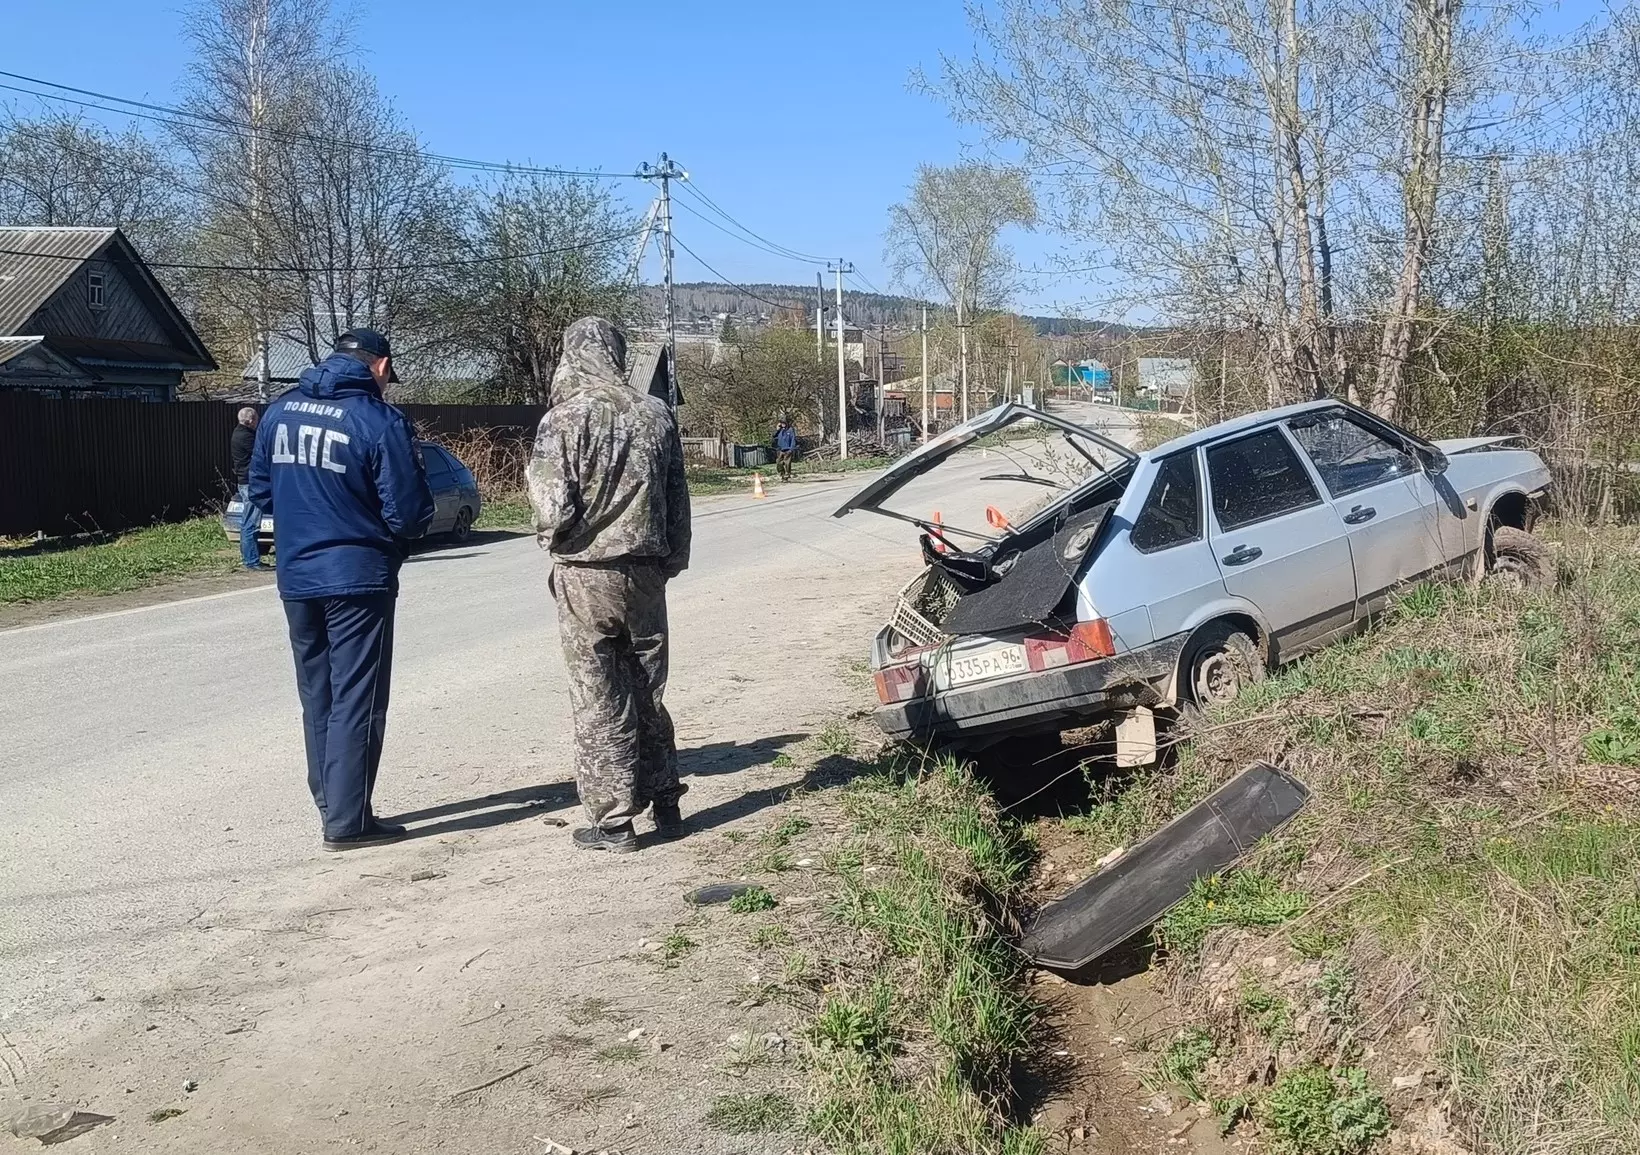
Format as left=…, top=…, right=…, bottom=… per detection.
left=474, top=491, right=532, bottom=529
left=705, top=1091, right=798, bottom=1134
left=1060, top=524, right=1640, bottom=1150
left=796, top=751, right=1042, bottom=1155
left=0, top=516, right=242, bottom=603
left=685, top=453, right=889, bottom=496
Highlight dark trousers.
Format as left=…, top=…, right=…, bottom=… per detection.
left=283, top=593, right=397, bottom=839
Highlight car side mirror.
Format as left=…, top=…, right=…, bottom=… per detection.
left=1417, top=445, right=1448, bottom=476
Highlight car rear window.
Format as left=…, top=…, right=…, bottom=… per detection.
left=1130, top=451, right=1201, bottom=552
left=1206, top=428, right=1321, bottom=531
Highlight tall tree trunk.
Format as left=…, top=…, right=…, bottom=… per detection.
left=1374, top=0, right=1456, bottom=419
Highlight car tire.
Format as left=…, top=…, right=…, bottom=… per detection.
left=1184, top=624, right=1265, bottom=709
left=451, top=507, right=474, bottom=543
left=1488, top=525, right=1551, bottom=589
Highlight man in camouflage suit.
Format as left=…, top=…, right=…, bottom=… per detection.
left=528, top=317, right=692, bottom=853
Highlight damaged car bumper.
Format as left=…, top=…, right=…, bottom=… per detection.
left=875, top=631, right=1189, bottom=743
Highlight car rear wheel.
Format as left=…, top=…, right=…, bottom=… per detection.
left=451, top=507, right=474, bottom=543
left=1488, top=525, right=1551, bottom=589
left=1185, top=624, right=1264, bottom=709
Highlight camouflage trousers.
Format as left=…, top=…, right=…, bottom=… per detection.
left=550, top=561, right=684, bottom=827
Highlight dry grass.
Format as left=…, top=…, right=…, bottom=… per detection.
left=1063, top=525, right=1640, bottom=1153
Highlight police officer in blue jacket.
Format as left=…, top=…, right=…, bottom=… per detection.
left=247, top=328, right=435, bottom=851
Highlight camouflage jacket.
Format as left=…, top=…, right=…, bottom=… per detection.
left=527, top=317, right=691, bottom=574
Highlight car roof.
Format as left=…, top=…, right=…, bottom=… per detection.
left=1139, top=399, right=1340, bottom=461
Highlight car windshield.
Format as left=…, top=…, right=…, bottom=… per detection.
left=870, top=410, right=1131, bottom=547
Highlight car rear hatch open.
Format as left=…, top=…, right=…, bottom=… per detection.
left=836, top=403, right=1138, bottom=649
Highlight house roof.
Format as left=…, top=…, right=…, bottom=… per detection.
left=0, top=226, right=216, bottom=370
left=0, top=227, right=117, bottom=334
left=0, top=335, right=44, bottom=367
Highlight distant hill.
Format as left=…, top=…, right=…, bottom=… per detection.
left=640, top=283, right=1129, bottom=337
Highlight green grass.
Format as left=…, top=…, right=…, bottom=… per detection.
left=705, top=1091, right=798, bottom=1134
left=593, top=1042, right=644, bottom=1064
left=728, top=886, right=777, bottom=914
left=474, top=492, right=532, bottom=529
left=803, top=753, right=1042, bottom=1155
left=1132, top=525, right=1640, bottom=1149
left=1260, top=1065, right=1389, bottom=1155
left=0, top=516, right=244, bottom=603
left=751, top=923, right=792, bottom=950
left=659, top=929, right=696, bottom=963
left=685, top=454, right=890, bottom=496
left=1148, top=1027, right=1215, bottom=1101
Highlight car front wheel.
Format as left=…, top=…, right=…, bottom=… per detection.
left=451, top=507, right=474, bottom=542
left=1488, top=525, right=1551, bottom=589
left=1185, top=624, right=1265, bottom=708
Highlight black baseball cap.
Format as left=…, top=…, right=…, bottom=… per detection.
left=334, top=328, right=400, bottom=382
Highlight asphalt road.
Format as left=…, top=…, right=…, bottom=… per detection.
left=0, top=404, right=1141, bottom=1149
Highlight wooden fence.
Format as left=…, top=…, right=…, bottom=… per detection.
left=0, top=394, right=545, bottom=537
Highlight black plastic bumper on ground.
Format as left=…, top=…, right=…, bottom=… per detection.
left=874, top=632, right=1189, bottom=743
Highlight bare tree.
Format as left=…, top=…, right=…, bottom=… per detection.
left=886, top=163, right=1035, bottom=419
left=451, top=174, right=639, bottom=402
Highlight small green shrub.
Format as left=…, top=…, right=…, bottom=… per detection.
left=1261, top=1065, right=1389, bottom=1154
left=1153, top=1027, right=1215, bottom=1100
left=1160, top=870, right=1308, bottom=954
left=705, top=1091, right=796, bottom=1134
left=729, top=886, right=777, bottom=913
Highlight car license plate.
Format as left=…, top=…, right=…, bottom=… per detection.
left=948, top=645, right=1027, bottom=686
left=259, top=518, right=274, bottom=533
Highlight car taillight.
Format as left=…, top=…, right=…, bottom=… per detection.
left=874, top=662, right=927, bottom=704
left=1024, top=620, right=1115, bottom=671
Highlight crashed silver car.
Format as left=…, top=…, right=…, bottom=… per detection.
left=835, top=400, right=1552, bottom=753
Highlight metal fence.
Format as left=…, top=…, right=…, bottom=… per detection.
left=0, top=395, right=546, bottom=538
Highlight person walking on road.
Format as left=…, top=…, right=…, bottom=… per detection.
left=528, top=316, right=692, bottom=854
left=248, top=328, right=434, bottom=852
left=231, top=407, right=265, bottom=570
left=774, top=417, right=798, bottom=481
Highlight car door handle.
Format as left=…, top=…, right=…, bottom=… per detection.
left=1222, top=545, right=1262, bottom=566
left=1343, top=505, right=1377, bottom=525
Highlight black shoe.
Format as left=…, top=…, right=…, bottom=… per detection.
left=651, top=803, right=687, bottom=840
left=572, top=823, right=639, bottom=854
left=322, top=819, right=408, bottom=852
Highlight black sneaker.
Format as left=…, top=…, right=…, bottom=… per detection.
left=572, top=823, right=639, bottom=854
left=322, top=819, right=408, bottom=852
left=651, top=803, right=687, bottom=840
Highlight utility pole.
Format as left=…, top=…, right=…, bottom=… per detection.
left=1006, top=339, right=1018, bottom=405
left=920, top=306, right=929, bottom=443
left=876, top=323, right=886, bottom=445
left=815, top=272, right=824, bottom=364
left=830, top=260, right=853, bottom=459
left=957, top=296, right=969, bottom=423
left=639, top=153, right=686, bottom=407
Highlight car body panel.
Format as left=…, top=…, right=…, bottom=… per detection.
left=223, top=439, right=481, bottom=543
left=840, top=399, right=1552, bottom=746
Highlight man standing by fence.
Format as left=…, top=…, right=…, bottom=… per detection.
left=231, top=407, right=264, bottom=570
left=248, top=328, right=434, bottom=852
left=529, top=317, right=691, bottom=854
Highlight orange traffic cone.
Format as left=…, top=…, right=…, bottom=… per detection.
left=752, top=472, right=768, bottom=499
left=931, top=510, right=947, bottom=553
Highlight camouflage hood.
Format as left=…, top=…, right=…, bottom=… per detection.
left=550, top=317, right=629, bottom=406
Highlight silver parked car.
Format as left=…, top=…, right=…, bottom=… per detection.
left=835, top=399, right=1552, bottom=750
left=223, top=440, right=483, bottom=547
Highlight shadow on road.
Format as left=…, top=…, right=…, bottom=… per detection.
left=382, top=780, right=578, bottom=839
left=676, top=752, right=873, bottom=836
left=678, top=734, right=807, bottom=778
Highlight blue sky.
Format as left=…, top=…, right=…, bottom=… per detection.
left=4, top=0, right=1077, bottom=313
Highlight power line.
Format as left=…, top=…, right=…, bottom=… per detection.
left=669, top=233, right=805, bottom=310
left=674, top=180, right=832, bottom=263
left=0, top=70, right=638, bottom=180
left=669, top=195, right=827, bottom=267
left=0, top=226, right=644, bottom=274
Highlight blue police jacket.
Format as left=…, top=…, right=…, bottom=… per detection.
left=247, top=353, right=435, bottom=600
left=775, top=425, right=798, bottom=451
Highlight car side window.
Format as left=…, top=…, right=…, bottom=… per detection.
left=1206, top=428, right=1321, bottom=531
left=1130, top=451, right=1201, bottom=552
left=1288, top=412, right=1417, bottom=498
left=421, top=446, right=452, bottom=485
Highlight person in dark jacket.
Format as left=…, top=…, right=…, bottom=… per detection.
left=774, top=417, right=798, bottom=481
left=230, top=407, right=264, bottom=569
left=528, top=317, right=691, bottom=853
left=247, top=328, right=435, bottom=851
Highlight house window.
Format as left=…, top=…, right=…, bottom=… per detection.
left=88, top=271, right=106, bottom=309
